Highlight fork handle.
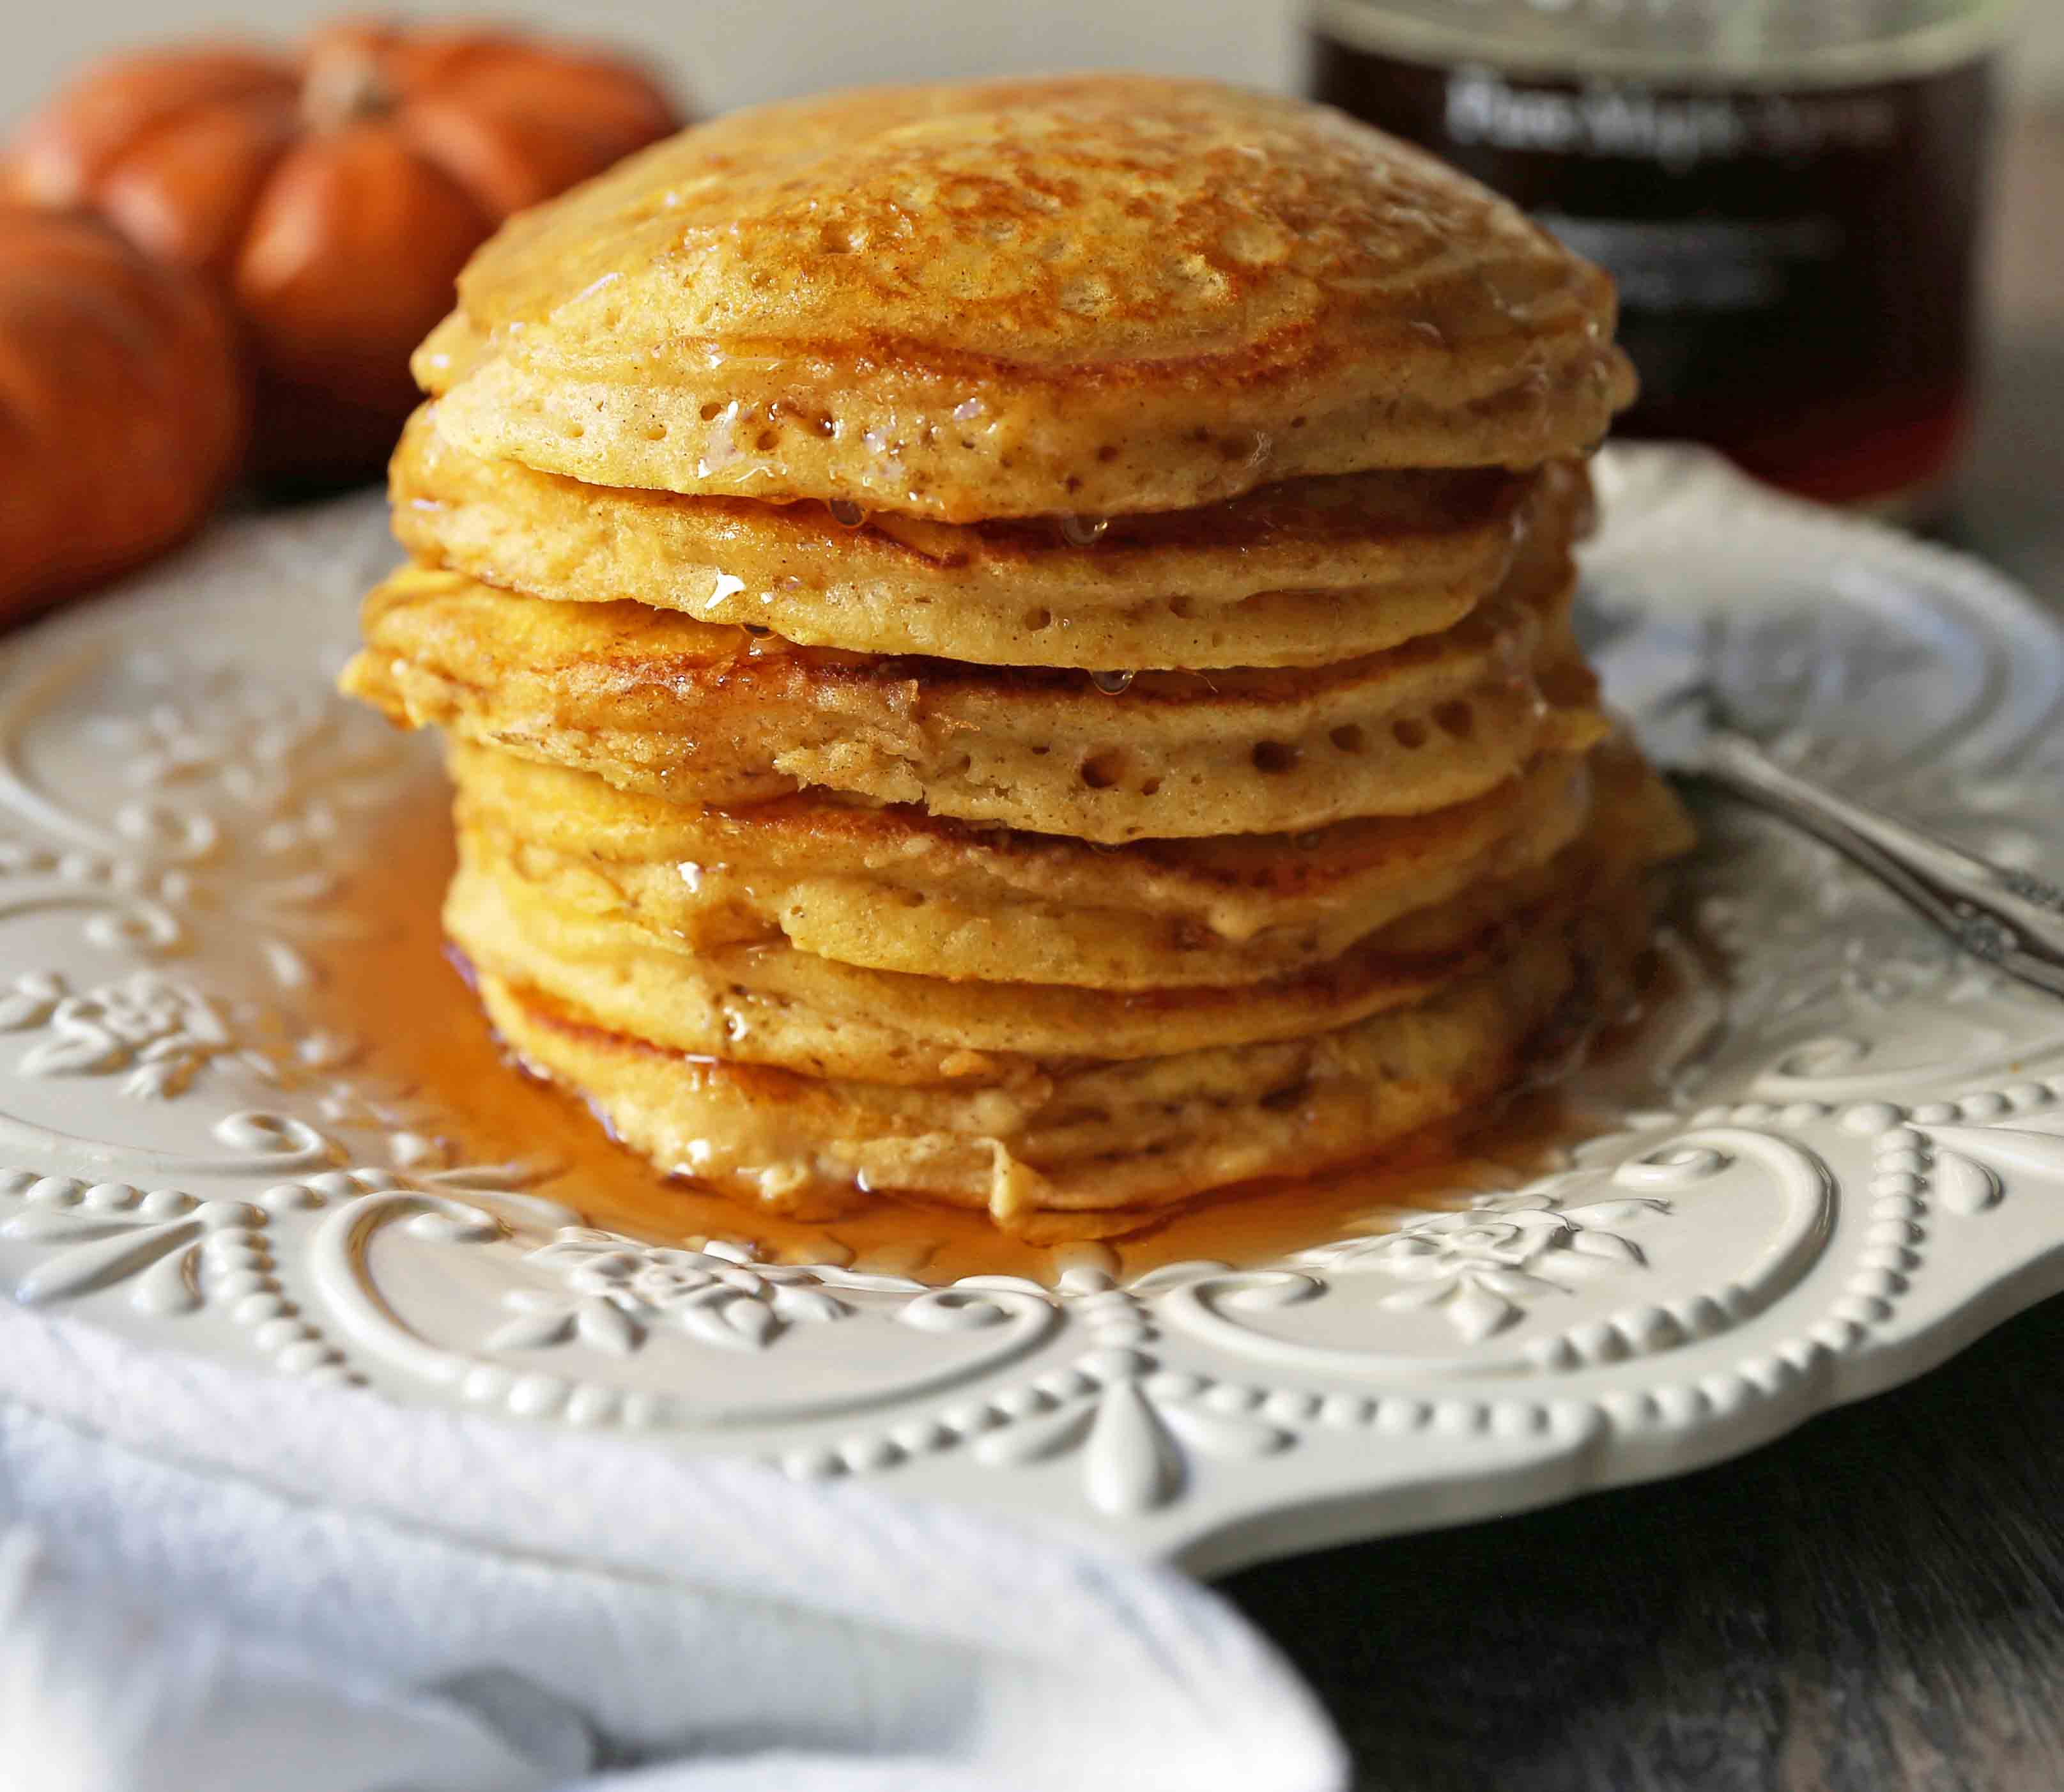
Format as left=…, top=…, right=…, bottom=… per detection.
left=1698, top=730, right=2064, bottom=1000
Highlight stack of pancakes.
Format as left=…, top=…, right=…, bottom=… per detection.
left=343, top=76, right=1692, bottom=1239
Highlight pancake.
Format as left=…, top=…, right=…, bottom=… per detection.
left=449, top=849, right=1459, bottom=1075
left=472, top=876, right=1654, bottom=1237
left=444, top=744, right=1689, bottom=1075
left=344, top=523, right=1605, bottom=844
left=446, top=738, right=1599, bottom=989
left=337, top=73, right=1686, bottom=1237
left=350, top=566, right=1603, bottom=841
left=415, top=77, right=1633, bottom=521
left=394, top=401, right=1571, bottom=670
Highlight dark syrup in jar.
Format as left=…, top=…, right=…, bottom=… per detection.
left=318, top=789, right=1668, bottom=1285
left=1311, top=1, right=2006, bottom=513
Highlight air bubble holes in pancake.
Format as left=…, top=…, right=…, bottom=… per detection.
left=1079, top=750, right=1128, bottom=791
left=356, top=525, right=1590, bottom=840
left=389, top=405, right=1581, bottom=672
left=440, top=727, right=1623, bottom=994
left=421, top=75, right=1635, bottom=516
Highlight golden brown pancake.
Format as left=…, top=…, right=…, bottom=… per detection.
left=447, top=851, right=1459, bottom=1074
left=394, top=402, right=1573, bottom=670
left=338, top=75, right=1686, bottom=1237
left=416, top=77, right=1632, bottom=521
left=443, top=744, right=1689, bottom=1079
left=473, top=878, right=1654, bottom=1236
left=344, top=527, right=1605, bottom=844
left=447, top=739, right=1599, bottom=989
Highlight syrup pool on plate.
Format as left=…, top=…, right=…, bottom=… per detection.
left=313, top=787, right=1637, bottom=1286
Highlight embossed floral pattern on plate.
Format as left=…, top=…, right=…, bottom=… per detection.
left=1, top=449, right=2063, bottom=1570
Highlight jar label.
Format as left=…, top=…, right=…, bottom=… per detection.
left=1311, top=36, right=1996, bottom=506
left=1443, top=66, right=1902, bottom=168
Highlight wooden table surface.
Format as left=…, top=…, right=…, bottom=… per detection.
left=1222, top=107, right=2064, bottom=1792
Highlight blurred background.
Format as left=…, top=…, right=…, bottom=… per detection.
left=3, top=2, right=2060, bottom=604
left=6, top=1, right=2064, bottom=118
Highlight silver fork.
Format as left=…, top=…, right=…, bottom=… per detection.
left=1649, top=682, right=2064, bottom=998
left=1576, top=594, right=2064, bottom=1001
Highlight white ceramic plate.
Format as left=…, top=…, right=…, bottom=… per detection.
left=1, top=446, right=2060, bottom=1574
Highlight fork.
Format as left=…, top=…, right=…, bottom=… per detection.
left=1667, top=697, right=2064, bottom=999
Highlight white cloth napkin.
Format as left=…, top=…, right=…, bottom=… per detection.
left=0, top=1298, right=1345, bottom=1791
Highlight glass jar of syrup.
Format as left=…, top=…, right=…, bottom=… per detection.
left=1310, top=0, right=2018, bottom=515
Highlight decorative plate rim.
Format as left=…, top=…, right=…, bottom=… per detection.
left=0, top=443, right=2061, bottom=1573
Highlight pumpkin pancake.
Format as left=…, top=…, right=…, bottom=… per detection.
left=344, top=507, right=1604, bottom=844
left=447, top=739, right=1601, bottom=989
left=471, top=876, right=1656, bottom=1237
left=443, top=743, right=1688, bottom=1076
left=415, top=77, right=1631, bottom=521
left=394, top=402, right=1580, bottom=671
left=447, top=849, right=1461, bottom=1076
left=340, top=74, right=1687, bottom=1235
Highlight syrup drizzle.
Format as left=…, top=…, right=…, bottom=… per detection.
left=316, top=788, right=1621, bottom=1286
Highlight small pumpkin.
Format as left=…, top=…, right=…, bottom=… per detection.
left=0, top=206, right=247, bottom=612
left=4, top=20, right=681, bottom=484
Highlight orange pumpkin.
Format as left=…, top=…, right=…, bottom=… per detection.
left=0, top=206, right=247, bottom=612
left=3, top=21, right=681, bottom=484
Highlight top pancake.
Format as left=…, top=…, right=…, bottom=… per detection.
left=415, top=75, right=1633, bottom=521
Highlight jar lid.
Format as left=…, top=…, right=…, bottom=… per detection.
left=1311, top=0, right=2021, bottom=88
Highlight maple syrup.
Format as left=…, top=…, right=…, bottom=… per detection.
left=1310, top=0, right=2012, bottom=514
left=316, top=786, right=1640, bottom=1285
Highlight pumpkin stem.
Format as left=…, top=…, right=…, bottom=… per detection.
left=302, top=43, right=399, bottom=132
